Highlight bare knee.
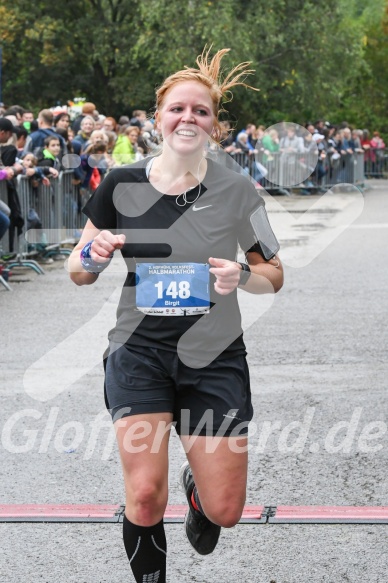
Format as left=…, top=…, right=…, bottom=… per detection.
left=126, top=483, right=167, bottom=526
left=204, top=500, right=244, bottom=528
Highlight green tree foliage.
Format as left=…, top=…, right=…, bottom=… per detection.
left=0, top=0, right=384, bottom=130
left=223, top=0, right=366, bottom=125
left=0, top=0, right=141, bottom=112
left=335, top=0, right=388, bottom=133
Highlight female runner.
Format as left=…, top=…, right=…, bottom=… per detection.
left=69, top=47, right=283, bottom=583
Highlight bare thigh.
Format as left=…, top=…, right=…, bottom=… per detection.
left=180, top=434, right=248, bottom=527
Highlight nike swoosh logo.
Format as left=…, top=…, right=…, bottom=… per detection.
left=192, top=205, right=212, bottom=211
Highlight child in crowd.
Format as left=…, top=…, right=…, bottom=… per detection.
left=36, top=136, right=62, bottom=172
left=22, top=152, right=59, bottom=186
left=80, top=140, right=109, bottom=192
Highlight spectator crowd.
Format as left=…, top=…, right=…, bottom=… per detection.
left=0, top=101, right=386, bottom=269
left=220, top=119, right=386, bottom=194
left=0, top=102, right=163, bottom=265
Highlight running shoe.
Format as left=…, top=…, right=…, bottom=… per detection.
left=179, top=461, right=221, bottom=555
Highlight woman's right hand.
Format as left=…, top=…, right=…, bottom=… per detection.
left=91, top=230, right=126, bottom=262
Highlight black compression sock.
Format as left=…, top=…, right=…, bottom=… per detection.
left=123, top=514, right=167, bottom=583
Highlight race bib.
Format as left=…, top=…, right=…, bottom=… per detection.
left=135, top=262, right=210, bottom=316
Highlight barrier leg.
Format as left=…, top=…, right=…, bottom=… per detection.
left=0, top=274, right=12, bottom=291
left=7, top=258, right=45, bottom=275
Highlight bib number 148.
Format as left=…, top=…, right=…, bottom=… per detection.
left=155, top=280, right=191, bottom=299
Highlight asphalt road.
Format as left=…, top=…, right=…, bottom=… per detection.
left=1, top=181, right=387, bottom=582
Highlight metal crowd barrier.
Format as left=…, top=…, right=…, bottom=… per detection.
left=15, top=172, right=90, bottom=250
left=363, top=148, right=388, bottom=179
left=229, top=150, right=367, bottom=192
left=59, top=170, right=90, bottom=241
left=0, top=179, right=11, bottom=256
left=0, top=180, right=12, bottom=289
left=0, top=172, right=92, bottom=289
left=1, top=177, right=45, bottom=288
left=3, top=177, right=45, bottom=277
left=0, top=177, right=8, bottom=203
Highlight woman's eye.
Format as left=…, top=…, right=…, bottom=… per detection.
left=171, top=107, right=182, bottom=112
left=196, top=109, right=208, bottom=115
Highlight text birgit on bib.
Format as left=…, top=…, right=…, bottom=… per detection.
left=135, top=262, right=210, bottom=316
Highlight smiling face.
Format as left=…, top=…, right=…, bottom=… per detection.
left=156, top=81, right=214, bottom=156
left=81, top=117, right=95, bottom=135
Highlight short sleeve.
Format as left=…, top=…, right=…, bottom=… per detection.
left=82, top=171, right=118, bottom=231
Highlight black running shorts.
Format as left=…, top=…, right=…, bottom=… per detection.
left=104, top=343, right=253, bottom=436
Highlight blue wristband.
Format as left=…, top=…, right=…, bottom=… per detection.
left=80, top=240, right=113, bottom=275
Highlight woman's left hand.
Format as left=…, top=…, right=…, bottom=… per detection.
left=209, top=257, right=241, bottom=295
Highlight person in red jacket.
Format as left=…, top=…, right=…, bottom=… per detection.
left=370, top=131, right=386, bottom=178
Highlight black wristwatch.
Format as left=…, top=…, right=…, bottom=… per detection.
left=237, top=262, right=251, bottom=285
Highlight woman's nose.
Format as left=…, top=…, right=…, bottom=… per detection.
left=181, top=109, right=195, bottom=123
